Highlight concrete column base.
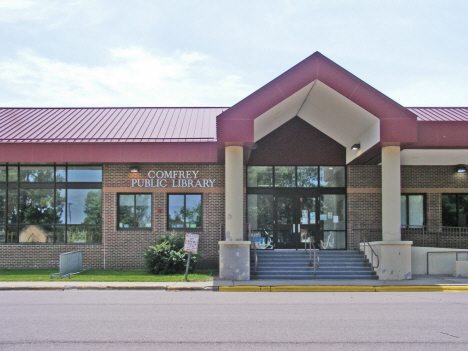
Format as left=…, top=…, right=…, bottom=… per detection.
left=362, top=241, right=413, bottom=281
left=219, top=241, right=251, bottom=280
left=454, top=261, right=468, bottom=277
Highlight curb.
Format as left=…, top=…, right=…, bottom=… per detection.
left=0, top=285, right=219, bottom=291
left=218, top=285, right=468, bottom=292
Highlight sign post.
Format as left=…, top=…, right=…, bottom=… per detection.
left=183, top=233, right=199, bottom=280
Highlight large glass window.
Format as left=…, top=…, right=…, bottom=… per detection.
left=442, top=194, right=468, bottom=227
left=0, top=165, right=102, bottom=244
left=247, top=166, right=345, bottom=188
left=118, top=194, right=152, bottom=229
left=297, top=166, right=318, bottom=187
left=168, top=194, right=202, bottom=229
left=320, top=166, right=345, bottom=187
left=274, top=166, right=296, bottom=187
left=401, top=194, right=425, bottom=226
left=247, top=166, right=273, bottom=187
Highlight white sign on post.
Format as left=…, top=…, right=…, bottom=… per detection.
left=184, top=233, right=200, bottom=253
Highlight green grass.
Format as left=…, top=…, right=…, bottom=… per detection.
left=0, top=269, right=217, bottom=282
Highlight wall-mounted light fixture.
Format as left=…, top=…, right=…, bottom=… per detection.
left=456, top=164, right=467, bottom=173
left=130, top=166, right=139, bottom=173
left=351, top=143, right=361, bottom=150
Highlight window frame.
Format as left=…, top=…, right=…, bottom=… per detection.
left=401, top=193, right=426, bottom=226
left=167, top=193, right=203, bottom=231
left=117, top=193, right=152, bottom=230
left=442, top=193, right=468, bottom=227
left=0, top=164, right=102, bottom=244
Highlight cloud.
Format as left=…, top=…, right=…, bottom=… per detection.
left=0, top=47, right=254, bottom=107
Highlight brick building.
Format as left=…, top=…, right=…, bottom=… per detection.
left=1, top=52, right=468, bottom=280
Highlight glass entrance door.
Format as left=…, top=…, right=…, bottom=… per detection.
left=274, top=195, right=319, bottom=249
left=298, top=196, right=320, bottom=248
left=275, top=196, right=295, bottom=248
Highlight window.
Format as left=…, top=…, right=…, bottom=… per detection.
left=168, top=194, right=202, bottom=229
left=0, top=165, right=102, bottom=244
left=118, top=194, right=152, bottom=229
left=247, top=166, right=345, bottom=188
left=401, top=194, right=425, bottom=226
left=442, top=194, right=468, bottom=227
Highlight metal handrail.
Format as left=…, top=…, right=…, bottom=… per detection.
left=362, top=235, right=379, bottom=269
left=305, top=235, right=319, bottom=278
left=427, top=251, right=468, bottom=275
left=249, top=224, right=258, bottom=273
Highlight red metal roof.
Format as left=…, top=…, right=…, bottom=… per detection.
left=408, top=107, right=468, bottom=122
left=1, top=106, right=468, bottom=144
left=0, top=107, right=227, bottom=143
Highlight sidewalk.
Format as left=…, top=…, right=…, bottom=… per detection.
left=1, top=275, right=468, bottom=291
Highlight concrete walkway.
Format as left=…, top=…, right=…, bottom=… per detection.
left=1, top=275, right=468, bottom=291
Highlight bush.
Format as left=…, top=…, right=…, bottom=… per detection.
left=144, top=234, right=197, bottom=275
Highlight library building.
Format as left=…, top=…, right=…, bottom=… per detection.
left=1, top=52, right=468, bottom=280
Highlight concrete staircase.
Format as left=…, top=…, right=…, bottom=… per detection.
left=250, top=250, right=377, bottom=279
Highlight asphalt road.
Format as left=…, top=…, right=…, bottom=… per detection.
left=0, top=290, right=467, bottom=350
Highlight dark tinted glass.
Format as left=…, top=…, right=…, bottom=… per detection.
left=6, top=226, right=18, bottom=243
left=320, top=166, right=345, bottom=187
left=0, top=189, right=5, bottom=226
left=67, top=189, right=102, bottom=225
left=0, top=166, right=6, bottom=182
left=55, top=226, right=65, bottom=243
left=275, top=166, right=296, bottom=187
left=442, top=194, right=457, bottom=227
left=458, top=195, right=468, bottom=227
left=19, top=189, right=55, bottom=224
left=297, top=166, right=318, bottom=187
left=67, top=166, right=102, bottom=182
left=7, top=189, right=18, bottom=224
left=0, top=226, right=4, bottom=243
left=20, top=166, right=54, bottom=182
left=8, top=166, right=18, bottom=182
left=247, top=166, right=273, bottom=187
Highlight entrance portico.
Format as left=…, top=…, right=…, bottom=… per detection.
left=217, top=52, right=418, bottom=280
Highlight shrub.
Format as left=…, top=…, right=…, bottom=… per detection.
left=144, top=234, right=197, bottom=275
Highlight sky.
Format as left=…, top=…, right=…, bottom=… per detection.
left=0, top=0, right=467, bottom=108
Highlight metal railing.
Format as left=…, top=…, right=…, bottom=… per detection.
left=401, top=225, right=468, bottom=249
left=427, top=251, right=468, bottom=275
left=248, top=224, right=258, bottom=273
left=306, top=237, right=320, bottom=278
left=362, top=236, right=379, bottom=268
left=352, top=224, right=468, bottom=250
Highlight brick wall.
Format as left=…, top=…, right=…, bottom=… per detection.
left=103, top=163, right=225, bottom=269
left=347, top=165, right=468, bottom=247
left=0, top=163, right=225, bottom=270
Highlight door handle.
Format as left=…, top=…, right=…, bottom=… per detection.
left=293, top=224, right=296, bottom=232
left=298, top=224, right=301, bottom=231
